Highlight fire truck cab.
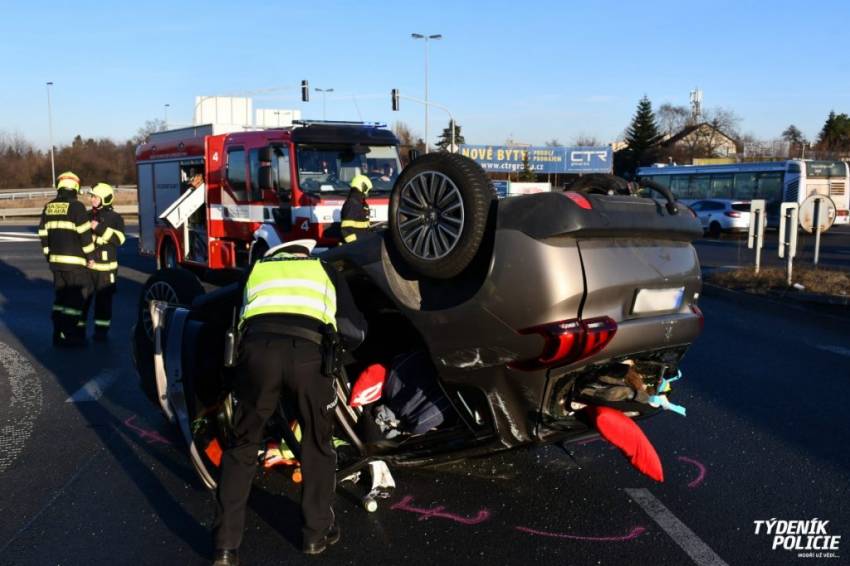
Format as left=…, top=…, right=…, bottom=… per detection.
left=136, top=121, right=401, bottom=271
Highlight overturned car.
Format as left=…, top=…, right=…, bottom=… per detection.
left=132, top=154, right=704, bottom=490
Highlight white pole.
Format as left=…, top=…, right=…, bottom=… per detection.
left=813, top=198, right=822, bottom=266
left=46, top=82, right=55, bottom=187
left=424, top=38, right=429, bottom=153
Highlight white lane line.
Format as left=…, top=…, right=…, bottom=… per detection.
left=0, top=232, right=39, bottom=237
left=65, top=370, right=118, bottom=403
left=0, top=341, right=43, bottom=473
left=0, top=236, right=38, bottom=243
left=815, top=344, right=850, bottom=358
left=625, top=488, right=730, bottom=566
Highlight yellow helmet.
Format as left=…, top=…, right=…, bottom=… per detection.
left=350, top=174, right=372, bottom=194
left=91, top=182, right=114, bottom=206
left=56, top=171, right=81, bottom=191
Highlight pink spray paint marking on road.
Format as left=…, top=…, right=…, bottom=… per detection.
left=515, top=525, right=647, bottom=541
left=123, top=415, right=173, bottom=446
left=391, top=496, right=491, bottom=525
left=676, top=456, right=706, bottom=488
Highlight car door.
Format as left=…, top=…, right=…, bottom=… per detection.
left=690, top=201, right=708, bottom=228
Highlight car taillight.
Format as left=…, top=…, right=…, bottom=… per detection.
left=690, top=304, right=704, bottom=332
left=838, top=210, right=849, bottom=217
left=563, top=191, right=593, bottom=210
left=724, top=211, right=742, bottom=218
left=511, top=316, right=617, bottom=370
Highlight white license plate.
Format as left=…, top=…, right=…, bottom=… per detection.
left=632, top=287, right=685, bottom=315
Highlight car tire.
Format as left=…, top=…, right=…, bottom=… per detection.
left=389, top=153, right=495, bottom=279
left=708, top=221, right=722, bottom=239
left=570, top=173, right=632, bottom=195
left=133, top=268, right=205, bottom=407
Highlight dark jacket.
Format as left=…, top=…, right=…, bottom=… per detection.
left=90, top=205, right=126, bottom=274
left=241, top=258, right=368, bottom=349
left=38, top=189, right=95, bottom=271
left=340, top=189, right=371, bottom=244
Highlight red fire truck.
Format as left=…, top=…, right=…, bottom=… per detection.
left=136, top=121, right=401, bottom=270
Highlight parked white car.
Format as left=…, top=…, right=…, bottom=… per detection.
left=690, top=200, right=751, bottom=237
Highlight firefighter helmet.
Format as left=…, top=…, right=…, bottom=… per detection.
left=56, top=171, right=81, bottom=191
left=349, top=174, right=373, bottom=194
left=91, top=182, right=114, bottom=206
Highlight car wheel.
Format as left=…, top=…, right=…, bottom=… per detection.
left=133, top=268, right=205, bottom=406
left=389, top=153, right=495, bottom=279
left=708, top=221, right=722, bottom=239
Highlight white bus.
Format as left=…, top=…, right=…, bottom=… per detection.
left=637, top=160, right=850, bottom=226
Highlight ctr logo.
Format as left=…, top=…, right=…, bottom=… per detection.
left=570, top=150, right=609, bottom=163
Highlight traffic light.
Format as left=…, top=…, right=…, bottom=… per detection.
left=301, top=80, right=310, bottom=102
left=391, top=88, right=399, bottom=111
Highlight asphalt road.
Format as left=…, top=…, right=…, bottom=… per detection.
left=0, top=225, right=848, bottom=566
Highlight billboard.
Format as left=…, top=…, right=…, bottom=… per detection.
left=459, top=145, right=612, bottom=174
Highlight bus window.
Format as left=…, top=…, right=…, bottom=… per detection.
left=670, top=176, right=690, bottom=199
left=647, top=175, right=670, bottom=188
left=690, top=175, right=710, bottom=199
left=757, top=172, right=783, bottom=201
left=226, top=147, right=248, bottom=200
left=250, top=145, right=291, bottom=202
left=709, top=174, right=733, bottom=198
left=733, top=173, right=757, bottom=199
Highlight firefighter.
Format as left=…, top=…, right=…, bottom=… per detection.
left=339, top=174, right=372, bottom=244
left=213, top=239, right=367, bottom=564
left=38, top=171, right=95, bottom=347
left=85, top=182, right=126, bottom=340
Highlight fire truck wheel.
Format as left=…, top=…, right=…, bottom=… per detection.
left=389, top=153, right=495, bottom=279
left=134, top=268, right=205, bottom=407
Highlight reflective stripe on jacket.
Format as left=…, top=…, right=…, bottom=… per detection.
left=90, top=206, right=125, bottom=274
left=240, top=254, right=337, bottom=329
left=38, top=190, right=94, bottom=271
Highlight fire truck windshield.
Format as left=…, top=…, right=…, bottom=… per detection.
left=296, top=144, right=401, bottom=194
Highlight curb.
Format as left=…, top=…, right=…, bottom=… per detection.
left=702, top=282, right=850, bottom=312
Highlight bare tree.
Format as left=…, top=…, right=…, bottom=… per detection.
left=544, top=138, right=563, bottom=147
left=657, top=103, right=690, bottom=136
left=703, top=107, right=741, bottom=137
left=133, top=119, right=168, bottom=144
left=572, top=134, right=600, bottom=146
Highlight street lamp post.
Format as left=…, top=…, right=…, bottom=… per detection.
left=164, top=103, right=170, bottom=128
left=315, top=88, right=334, bottom=120
left=411, top=33, right=442, bottom=153
left=46, top=81, right=56, bottom=187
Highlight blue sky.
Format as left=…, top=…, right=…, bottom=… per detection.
left=3, top=0, right=850, bottom=148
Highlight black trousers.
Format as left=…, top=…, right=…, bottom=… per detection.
left=213, top=333, right=337, bottom=550
left=84, top=271, right=117, bottom=333
left=52, top=269, right=92, bottom=341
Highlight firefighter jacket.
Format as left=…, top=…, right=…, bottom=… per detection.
left=90, top=205, right=126, bottom=274
left=340, top=189, right=371, bottom=244
left=238, top=254, right=367, bottom=348
left=38, top=189, right=95, bottom=271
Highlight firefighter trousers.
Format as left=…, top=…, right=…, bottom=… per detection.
left=84, top=271, right=117, bottom=335
left=213, top=333, right=337, bottom=550
left=52, top=269, right=92, bottom=342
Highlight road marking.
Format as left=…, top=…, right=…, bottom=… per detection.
left=625, top=488, right=729, bottom=566
left=65, top=370, right=118, bottom=403
left=815, top=344, right=850, bottom=358
left=0, top=235, right=38, bottom=243
left=0, top=231, right=39, bottom=237
left=0, top=341, right=43, bottom=473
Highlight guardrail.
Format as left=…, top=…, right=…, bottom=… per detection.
left=0, top=186, right=137, bottom=200
left=0, top=204, right=138, bottom=220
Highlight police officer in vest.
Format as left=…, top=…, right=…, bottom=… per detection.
left=85, top=182, right=126, bottom=340
left=213, top=239, right=367, bottom=565
left=38, top=171, right=95, bottom=347
left=339, top=174, right=372, bottom=244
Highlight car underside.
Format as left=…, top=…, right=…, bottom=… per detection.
left=133, top=155, right=704, bottom=490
